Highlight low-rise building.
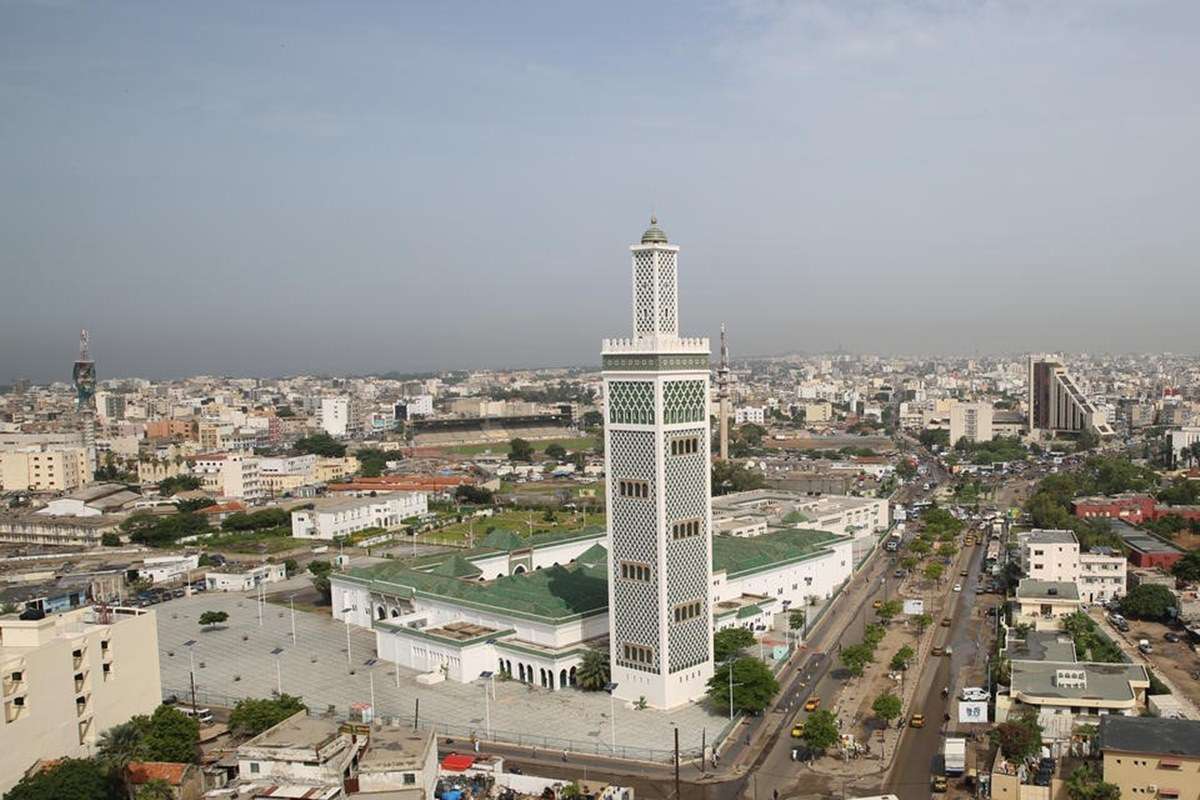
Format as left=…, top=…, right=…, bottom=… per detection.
left=205, top=563, right=287, bottom=592
left=291, top=493, right=428, bottom=540
left=1100, top=715, right=1200, bottom=800
left=0, top=446, right=93, bottom=493
left=0, top=606, right=162, bottom=795
left=1016, top=529, right=1127, bottom=603
left=190, top=452, right=264, bottom=503
left=1013, top=579, right=1081, bottom=630
left=0, top=514, right=121, bottom=547
left=236, top=711, right=362, bottom=789
left=355, top=727, right=437, bottom=797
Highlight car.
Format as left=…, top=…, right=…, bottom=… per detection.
left=931, top=646, right=944, bottom=657
left=791, top=723, right=805, bottom=738
left=1165, top=632, right=1182, bottom=643
left=1138, top=641, right=1153, bottom=654
left=872, top=600, right=883, bottom=610
left=960, top=569, right=969, bottom=577
left=975, top=586, right=985, bottom=595
left=1116, top=621, right=1130, bottom=632
left=953, top=584, right=962, bottom=592
left=932, top=776, right=948, bottom=793
left=941, top=617, right=951, bottom=627
left=894, top=569, right=905, bottom=578
left=804, top=697, right=821, bottom=712
left=961, top=687, right=989, bottom=701
left=910, top=713, right=926, bottom=728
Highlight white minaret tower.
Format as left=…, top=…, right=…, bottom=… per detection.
left=602, top=216, right=714, bottom=710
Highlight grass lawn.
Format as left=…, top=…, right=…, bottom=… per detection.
left=197, top=530, right=302, bottom=554
left=445, top=435, right=599, bottom=456
left=433, top=508, right=606, bottom=545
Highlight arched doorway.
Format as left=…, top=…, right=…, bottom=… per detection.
left=376, top=605, right=386, bottom=620
left=513, top=565, right=526, bottom=574
left=390, top=608, right=399, bottom=618
left=568, top=666, right=577, bottom=687
left=559, top=668, right=568, bottom=688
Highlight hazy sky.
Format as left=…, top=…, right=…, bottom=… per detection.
left=3, top=1, right=1200, bottom=382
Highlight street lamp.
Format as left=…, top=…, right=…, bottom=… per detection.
left=480, top=671, right=494, bottom=740
left=726, top=659, right=742, bottom=721
left=288, top=594, right=297, bottom=645
left=341, top=606, right=357, bottom=674
left=604, top=681, right=619, bottom=753
left=183, top=639, right=198, bottom=713
left=270, top=647, right=284, bottom=696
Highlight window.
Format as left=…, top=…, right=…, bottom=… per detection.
left=673, top=600, right=702, bottom=623
left=249, top=763, right=260, bottom=774
left=669, top=436, right=701, bottom=456
left=672, top=519, right=702, bottom=540
left=620, top=561, right=651, bottom=582
left=618, top=480, right=649, bottom=499
left=403, top=773, right=416, bottom=785
left=621, top=643, right=654, bottom=666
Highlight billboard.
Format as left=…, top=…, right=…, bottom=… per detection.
left=903, top=599, right=924, bottom=616
left=958, top=701, right=988, bottom=724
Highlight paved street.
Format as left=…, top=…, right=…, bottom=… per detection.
left=155, top=578, right=728, bottom=761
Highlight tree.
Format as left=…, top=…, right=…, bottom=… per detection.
left=876, top=600, right=902, bottom=624
left=157, top=475, right=201, bottom=496
left=918, top=429, right=950, bottom=449
left=139, top=705, right=199, bottom=763
left=1120, top=584, right=1177, bottom=621
left=909, top=538, right=932, bottom=557
left=544, top=443, right=567, bottom=461
left=228, top=694, right=307, bottom=737
left=840, top=643, right=875, bottom=677
left=574, top=648, right=610, bottom=691
left=293, top=433, right=346, bottom=458
left=308, top=559, right=333, bottom=604
left=3, top=758, right=119, bottom=800
left=134, top=780, right=175, bottom=800
left=199, top=610, right=228, bottom=629
left=355, top=448, right=390, bottom=478
left=509, top=438, right=534, bottom=462
left=913, top=613, right=933, bottom=634
left=1065, top=763, right=1120, bottom=800
left=1172, top=551, right=1200, bottom=583
left=713, top=627, right=756, bottom=662
left=872, top=691, right=902, bottom=726
left=991, top=711, right=1042, bottom=761
left=97, top=720, right=145, bottom=766
left=890, top=645, right=915, bottom=671
left=283, top=558, right=299, bottom=578
left=863, top=623, right=886, bottom=648
left=896, top=459, right=917, bottom=480
left=706, top=657, right=779, bottom=715
left=788, top=609, right=806, bottom=631
left=454, top=484, right=494, bottom=505
left=580, top=410, right=604, bottom=430
left=100, top=532, right=122, bottom=547
left=1076, top=427, right=1100, bottom=453
left=801, top=709, right=840, bottom=753
left=176, top=497, right=216, bottom=513
left=711, top=460, right=766, bottom=496
left=900, top=555, right=919, bottom=571
left=924, top=562, right=944, bottom=582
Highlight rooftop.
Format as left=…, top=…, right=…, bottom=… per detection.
left=1011, top=660, right=1147, bottom=702
left=358, top=728, right=435, bottom=772
left=1022, top=529, right=1078, bottom=545
left=712, top=528, right=843, bottom=578
left=1099, top=715, right=1200, bottom=758
left=1005, top=630, right=1077, bottom=663
left=1107, top=519, right=1186, bottom=555
left=240, top=712, right=341, bottom=754
left=1016, top=579, right=1080, bottom=601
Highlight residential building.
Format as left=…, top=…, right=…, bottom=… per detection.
left=0, top=514, right=121, bottom=547
left=948, top=401, right=994, bottom=445
left=291, top=493, right=427, bottom=540
left=144, top=419, right=198, bottom=441
left=0, top=606, right=162, bottom=795
left=191, top=453, right=263, bottom=503
left=1013, top=579, right=1080, bottom=630
left=803, top=401, right=832, bottom=425
left=1170, top=427, right=1200, bottom=467
left=236, top=711, right=362, bottom=788
left=205, top=563, right=287, bottom=592
left=1100, top=715, right=1200, bottom=800
left=734, top=406, right=767, bottom=425
left=1016, top=529, right=1126, bottom=603
left=0, top=446, right=93, bottom=493
left=355, top=728, right=437, bottom=798
left=319, top=396, right=363, bottom=438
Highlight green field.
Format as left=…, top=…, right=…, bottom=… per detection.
left=444, top=436, right=599, bottom=456
left=433, top=508, right=606, bottom=545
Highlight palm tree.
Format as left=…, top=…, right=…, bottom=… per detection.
left=574, top=648, right=610, bottom=691
left=97, top=719, right=145, bottom=766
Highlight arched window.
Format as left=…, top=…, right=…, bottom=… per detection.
left=568, top=666, right=577, bottom=687
left=376, top=605, right=386, bottom=621
left=513, top=565, right=526, bottom=575
left=390, top=608, right=400, bottom=618
left=559, top=668, right=568, bottom=688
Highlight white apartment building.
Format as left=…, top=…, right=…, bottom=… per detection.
left=191, top=453, right=264, bottom=503
left=1169, top=427, right=1200, bottom=467
left=258, top=454, right=317, bottom=496
left=0, top=447, right=93, bottom=493
left=139, top=554, right=200, bottom=584
left=205, top=563, right=287, bottom=592
left=0, top=607, right=162, bottom=795
left=949, top=401, right=994, bottom=445
left=318, top=396, right=363, bottom=438
left=1017, top=529, right=1127, bottom=604
left=291, top=492, right=427, bottom=540
left=236, top=711, right=363, bottom=787
left=734, top=406, right=767, bottom=425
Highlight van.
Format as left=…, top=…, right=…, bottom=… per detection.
left=960, top=687, right=989, bottom=702
left=179, top=706, right=214, bottom=725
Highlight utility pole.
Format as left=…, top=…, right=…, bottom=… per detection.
left=674, top=725, right=680, bottom=800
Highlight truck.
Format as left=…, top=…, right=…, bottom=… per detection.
left=944, top=737, right=967, bottom=778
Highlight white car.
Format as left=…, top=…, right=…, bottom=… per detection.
left=960, top=687, right=989, bottom=702
left=953, top=583, right=962, bottom=592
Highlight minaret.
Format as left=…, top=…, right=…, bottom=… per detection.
left=602, top=216, right=714, bottom=709
left=72, top=329, right=98, bottom=469
left=717, top=323, right=732, bottom=461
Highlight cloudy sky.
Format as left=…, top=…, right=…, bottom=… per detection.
left=3, top=1, right=1199, bottom=382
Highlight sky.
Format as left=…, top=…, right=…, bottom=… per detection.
left=3, top=1, right=1200, bottom=383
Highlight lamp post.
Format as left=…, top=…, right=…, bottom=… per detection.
left=270, top=647, right=283, bottom=696
left=183, top=639, right=198, bottom=713
left=727, top=658, right=742, bottom=721
left=480, top=671, right=494, bottom=740
left=341, top=606, right=356, bottom=674
left=289, top=594, right=297, bottom=645
left=604, top=682, right=619, bottom=753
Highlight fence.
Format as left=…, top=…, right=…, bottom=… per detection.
left=162, top=685, right=740, bottom=764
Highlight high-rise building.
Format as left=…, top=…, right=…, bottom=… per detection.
left=71, top=330, right=97, bottom=468
left=948, top=401, right=994, bottom=444
left=602, top=217, right=714, bottom=709
left=319, top=396, right=363, bottom=438
left=1027, top=355, right=1114, bottom=437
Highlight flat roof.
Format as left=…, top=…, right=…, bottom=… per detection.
left=1005, top=630, right=1077, bottom=663
left=1106, top=520, right=1185, bottom=555
left=1016, top=579, right=1080, bottom=601
left=1100, top=715, right=1200, bottom=757
left=358, top=728, right=434, bottom=772
left=1011, top=660, right=1147, bottom=703
left=241, top=712, right=340, bottom=752
left=1022, top=529, right=1077, bottom=545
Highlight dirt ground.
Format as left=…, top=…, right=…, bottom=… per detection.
left=1121, top=618, right=1200, bottom=705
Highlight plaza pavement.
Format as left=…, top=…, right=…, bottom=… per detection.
left=154, top=577, right=734, bottom=762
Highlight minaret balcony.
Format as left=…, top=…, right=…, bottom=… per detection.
left=602, top=336, right=709, bottom=355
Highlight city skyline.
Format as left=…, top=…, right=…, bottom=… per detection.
left=5, top=2, right=1200, bottom=379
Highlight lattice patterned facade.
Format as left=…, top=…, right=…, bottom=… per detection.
left=603, top=220, right=714, bottom=709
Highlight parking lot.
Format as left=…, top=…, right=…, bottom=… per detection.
left=153, top=578, right=730, bottom=760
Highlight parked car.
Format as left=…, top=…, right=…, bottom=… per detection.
left=1138, top=640, right=1153, bottom=654
left=953, top=584, right=962, bottom=592
left=791, top=723, right=805, bottom=738
left=1165, top=632, right=1182, bottom=643
left=804, top=697, right=821, bottom=712
left=960, top=687, right=989, bottom=702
